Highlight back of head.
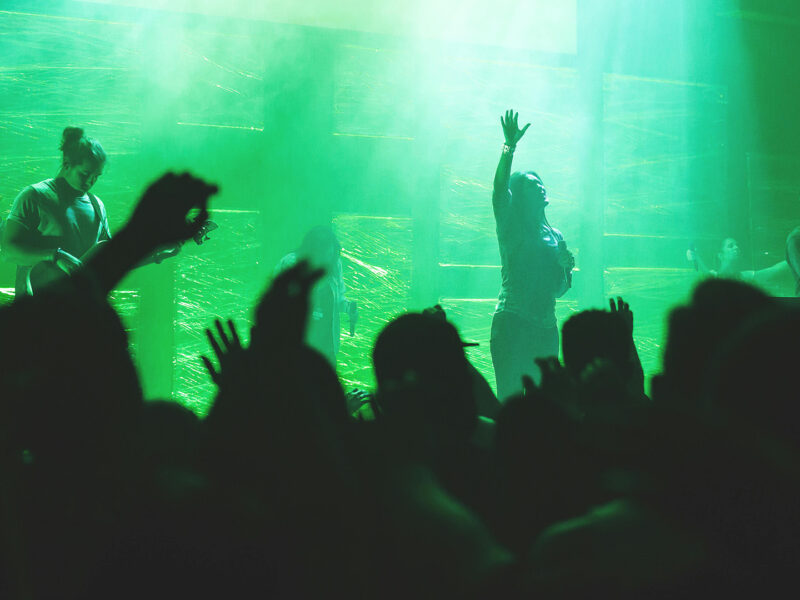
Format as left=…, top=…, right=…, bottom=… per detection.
left=60, top=126, right=107, bottom=168
left=562, top=309, right=630, bottom=380
left=0, top=282, right=141, bottom=460
left=372, top=313, right=475, bottom=440
left=706, top=306, right=800, bottom=442
left=299, top=225, right=339, bottom=255
left=660, top=278, right=774, bottom=410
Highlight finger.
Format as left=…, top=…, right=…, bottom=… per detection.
left=534, top=357, right=552, bottom=373
left=609, top=297, right=616, bottom=312
left=214, top=318, right=230, bottom=349
left=227, top=319, right=241, bottom=348
left=200, top=355, right=220, bottom=384
left=521, top=374, right=536, bottom=396
left=205, top=327, right=224, bottom=361
left=520, top=123, right=530, bottom=135
left=540, top=356, right=560, bottom=374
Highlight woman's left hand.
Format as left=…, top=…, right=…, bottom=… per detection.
left=557, top=247, right=575, bottom=269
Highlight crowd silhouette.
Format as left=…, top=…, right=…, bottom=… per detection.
left=0, top=172, right=798, bottom=599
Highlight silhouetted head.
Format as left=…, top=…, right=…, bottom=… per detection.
left=705, top=306, right=800, bottom=442
left=509, top=170, right=548, bottom=224
left=659, top=278, right=774, bottom=411
left=59, top=126, right=106, bottom=193
left=298, top=225, right=340, bottom=273
left=562, top=310, right=631, bottom=381
left=0, top=280, right=142, bottom=463
left=372, top=313, right=476, bottom=441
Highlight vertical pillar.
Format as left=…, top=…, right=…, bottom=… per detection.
left=576, top=0, right=607, bottom=307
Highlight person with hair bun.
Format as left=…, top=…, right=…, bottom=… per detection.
left=2, top=127, right=110, bottom=296
left=490, top=110, right=575, bottom=400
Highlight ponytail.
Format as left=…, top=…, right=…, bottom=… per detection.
left=60, top=126, right=106, bottom=168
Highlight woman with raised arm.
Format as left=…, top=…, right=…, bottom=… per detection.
left=490, top=109, right=575, bottom=401
left=686, top=237, right=793, bottom=291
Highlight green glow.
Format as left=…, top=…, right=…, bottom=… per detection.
left=2, top=1, right=798, bottom=412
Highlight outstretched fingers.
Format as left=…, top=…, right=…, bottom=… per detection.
left=200, top=354, right=220, bottom=385
left=206, top=324, right=224, bottom=361
left=226, top=318, right=241, bottom=347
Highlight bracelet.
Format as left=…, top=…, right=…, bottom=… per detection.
left=502, top=143, right=515, bottom=155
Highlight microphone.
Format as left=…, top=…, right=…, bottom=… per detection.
left=348, top=300, right=358, bottom=336
left=688, top=242, right=699, bottom=271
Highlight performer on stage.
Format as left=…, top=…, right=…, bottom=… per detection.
left=2, top=127, right=110, bottom=297
left=490, top=109, right=575, bottom=400
left=275, top=225, right=357, bottom=366
left=687, top=237, right=792, bottom=290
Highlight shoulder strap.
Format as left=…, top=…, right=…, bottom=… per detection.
left=87, top=193, right=110, bottom=239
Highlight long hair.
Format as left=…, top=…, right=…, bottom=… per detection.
left=299, top=225, right=341, bottom=257
left=509, top=170, right=556, bottom=234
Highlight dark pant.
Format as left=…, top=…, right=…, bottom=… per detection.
left=490, top=311, right=559, bottom=402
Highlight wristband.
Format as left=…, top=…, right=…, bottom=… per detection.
left=502, top=143, right=515, bottom=155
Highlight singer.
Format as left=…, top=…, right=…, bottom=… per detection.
left=490, top=109, right=575, bottom=400
left=275, top=225, right=357, bottom=367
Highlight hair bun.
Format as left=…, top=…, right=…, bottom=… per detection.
left=60, top=126, right=85, bottom=151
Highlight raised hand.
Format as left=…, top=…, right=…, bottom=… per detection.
left=345, top=387, right=373, bottom=415
left=557, top=246, right=575, bottom=270
left=535, top=356, right=572, bottom=399
left=251, top=260, right=324, bottom=351
left=523, top=357, right=583, bottom=418
left=200, top=318, right=244, bottom=387
left=609, top=296, right=634, bottom=334
left=501, top=109, right=531, bottom=147
left=522, top=357, right=568, bottom=399
left=125, top=172, right=219, bottom=250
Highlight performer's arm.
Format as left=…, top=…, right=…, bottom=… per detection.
left=1, top=220, right=63, bottom=265
left=492, top=109, right=530, bottom=213
left=2, top=188, right=76, bottom=266
left=750, top=260, right=791, bottom=285
left=686, top=247, right=713, bottom=275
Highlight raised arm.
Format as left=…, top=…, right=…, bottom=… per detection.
left=493, top=109, right=530, bottom=203
left=84, top=172, right=217, bottom=294
left=750, top=259, right=791, bottom=285
left=686, top=245, right=714, bottom=276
